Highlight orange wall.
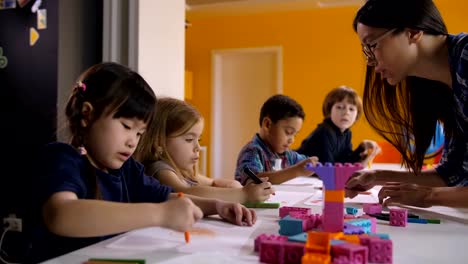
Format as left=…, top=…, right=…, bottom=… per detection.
left=186, top=1, right=467, bottom=176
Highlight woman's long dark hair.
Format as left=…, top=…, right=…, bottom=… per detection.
left=353, top=0, right=462, bottom=174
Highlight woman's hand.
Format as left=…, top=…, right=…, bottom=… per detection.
left=378, top=182, right=434, bottom=208
left=345, top=170, right=378, bottom=198
left=215, top=201, right=257, bottom=226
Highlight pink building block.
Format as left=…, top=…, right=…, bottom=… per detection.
left=254, top=233, right=288, bottom=252
left=322, top=201, right=344, bottom=232
left=259, top=240, right=283, bottom=264
left=389, top=208, right=407, bottom=227
left=368, top=238, right=393, bottom=263
left=344, top=214, right=357, bottom=219
left=331, top=242, right=368, bottom=264
left=290, top=212, right=322, bottom=231
left=282, top=241, right=305, bottom=264
left=335, top=163, right=363, bottom=189
left=363, top=203, right=383, bottom=215
left=279, top=206, right=311, bottom=218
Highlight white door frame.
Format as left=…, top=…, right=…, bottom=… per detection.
left=210, top=46, right=283, bottom=178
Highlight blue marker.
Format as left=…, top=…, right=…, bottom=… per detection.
left=408, top=218, right=428, bottom=224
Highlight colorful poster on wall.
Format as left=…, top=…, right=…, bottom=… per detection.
left=37, top=8, right=46, bottom=29
left=0, top=0, right=16, bottom=9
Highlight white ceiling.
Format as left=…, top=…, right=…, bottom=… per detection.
left=186, top=0, right=363, bottom=15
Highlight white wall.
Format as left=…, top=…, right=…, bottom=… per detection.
left=138, top=0, right=185, bottom=99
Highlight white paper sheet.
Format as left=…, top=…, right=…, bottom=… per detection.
left=158, top=253, right=258, bottom=264
left=105, top=219, right=260, bottom=254
left=265, top=190, right=313, bottom=206
left=280, top=176, right=322, bottom=186
left=302, top=189, right=379, bottom=206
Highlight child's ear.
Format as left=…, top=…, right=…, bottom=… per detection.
left=262, top=117, right=272, bottom=129
left=80, top=102, right=94, bottom=128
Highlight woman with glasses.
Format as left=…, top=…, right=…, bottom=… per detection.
left=345, top=0, right=468, bottom=208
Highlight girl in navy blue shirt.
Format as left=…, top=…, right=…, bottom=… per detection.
left=30, top=62, right=256, bottom=262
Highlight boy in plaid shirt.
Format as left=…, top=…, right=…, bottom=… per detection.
left=235, top=95, right=318, bottom=185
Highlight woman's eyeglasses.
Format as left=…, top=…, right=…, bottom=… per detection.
left=362, top=29, right=396, bottom=66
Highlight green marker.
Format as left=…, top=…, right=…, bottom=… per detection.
left=243, top=202, right=280, bottom=208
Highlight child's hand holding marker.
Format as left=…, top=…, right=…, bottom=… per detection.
left=243, top=167, right=276, bottom=196
left=177, top=192, right=191, bottom=243
left=164, top=193, right=203, bottom=233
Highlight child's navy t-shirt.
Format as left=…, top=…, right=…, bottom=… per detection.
left=29, top=142, right=173, bottom=263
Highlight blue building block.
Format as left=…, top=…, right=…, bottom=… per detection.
left=288, top=232, right=307, bottom=243
left=343, top=223, right=365, bottom=235
left=345, top=206, right=358, bottom=215
left=368, top=233, right=390, bottom=240
left=345, top=218, right=372, bottom=234
left=330, top=239, right=346, bottom=245
left=279, top=215, right=304, bottom=236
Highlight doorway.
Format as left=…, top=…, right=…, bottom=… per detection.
left=211, top=46, right=282, bottom=179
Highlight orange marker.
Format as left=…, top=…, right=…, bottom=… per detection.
left=177, top=192, right=190, bottom=243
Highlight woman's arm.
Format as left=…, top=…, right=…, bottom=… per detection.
left=429, top=186, right=468, bottom=207
left=346, top=169, right=447, bottom=198
left=378, top=184, right=468, bottom=208
left=373, top=169, right=447, bottom=187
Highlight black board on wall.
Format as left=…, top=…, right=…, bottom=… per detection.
left=0, top=0, right=59, bottom=218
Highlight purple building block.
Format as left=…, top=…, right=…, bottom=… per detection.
left=306, top=162, right=336, bottom=190
left=343, top=223, right=365, bottom=235
left=389, top=208, right=408, bottom=227
left=363, top=203, right=383, bottom=215
left=331, top=242, right=368, bottom=264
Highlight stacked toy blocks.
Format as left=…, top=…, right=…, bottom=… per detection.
left=306, top=162, right=363, bottom=232
left=278, top=207, right=322, bottom=236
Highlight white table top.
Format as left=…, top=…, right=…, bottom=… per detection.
left=42, top=164, right=468, bottom=264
